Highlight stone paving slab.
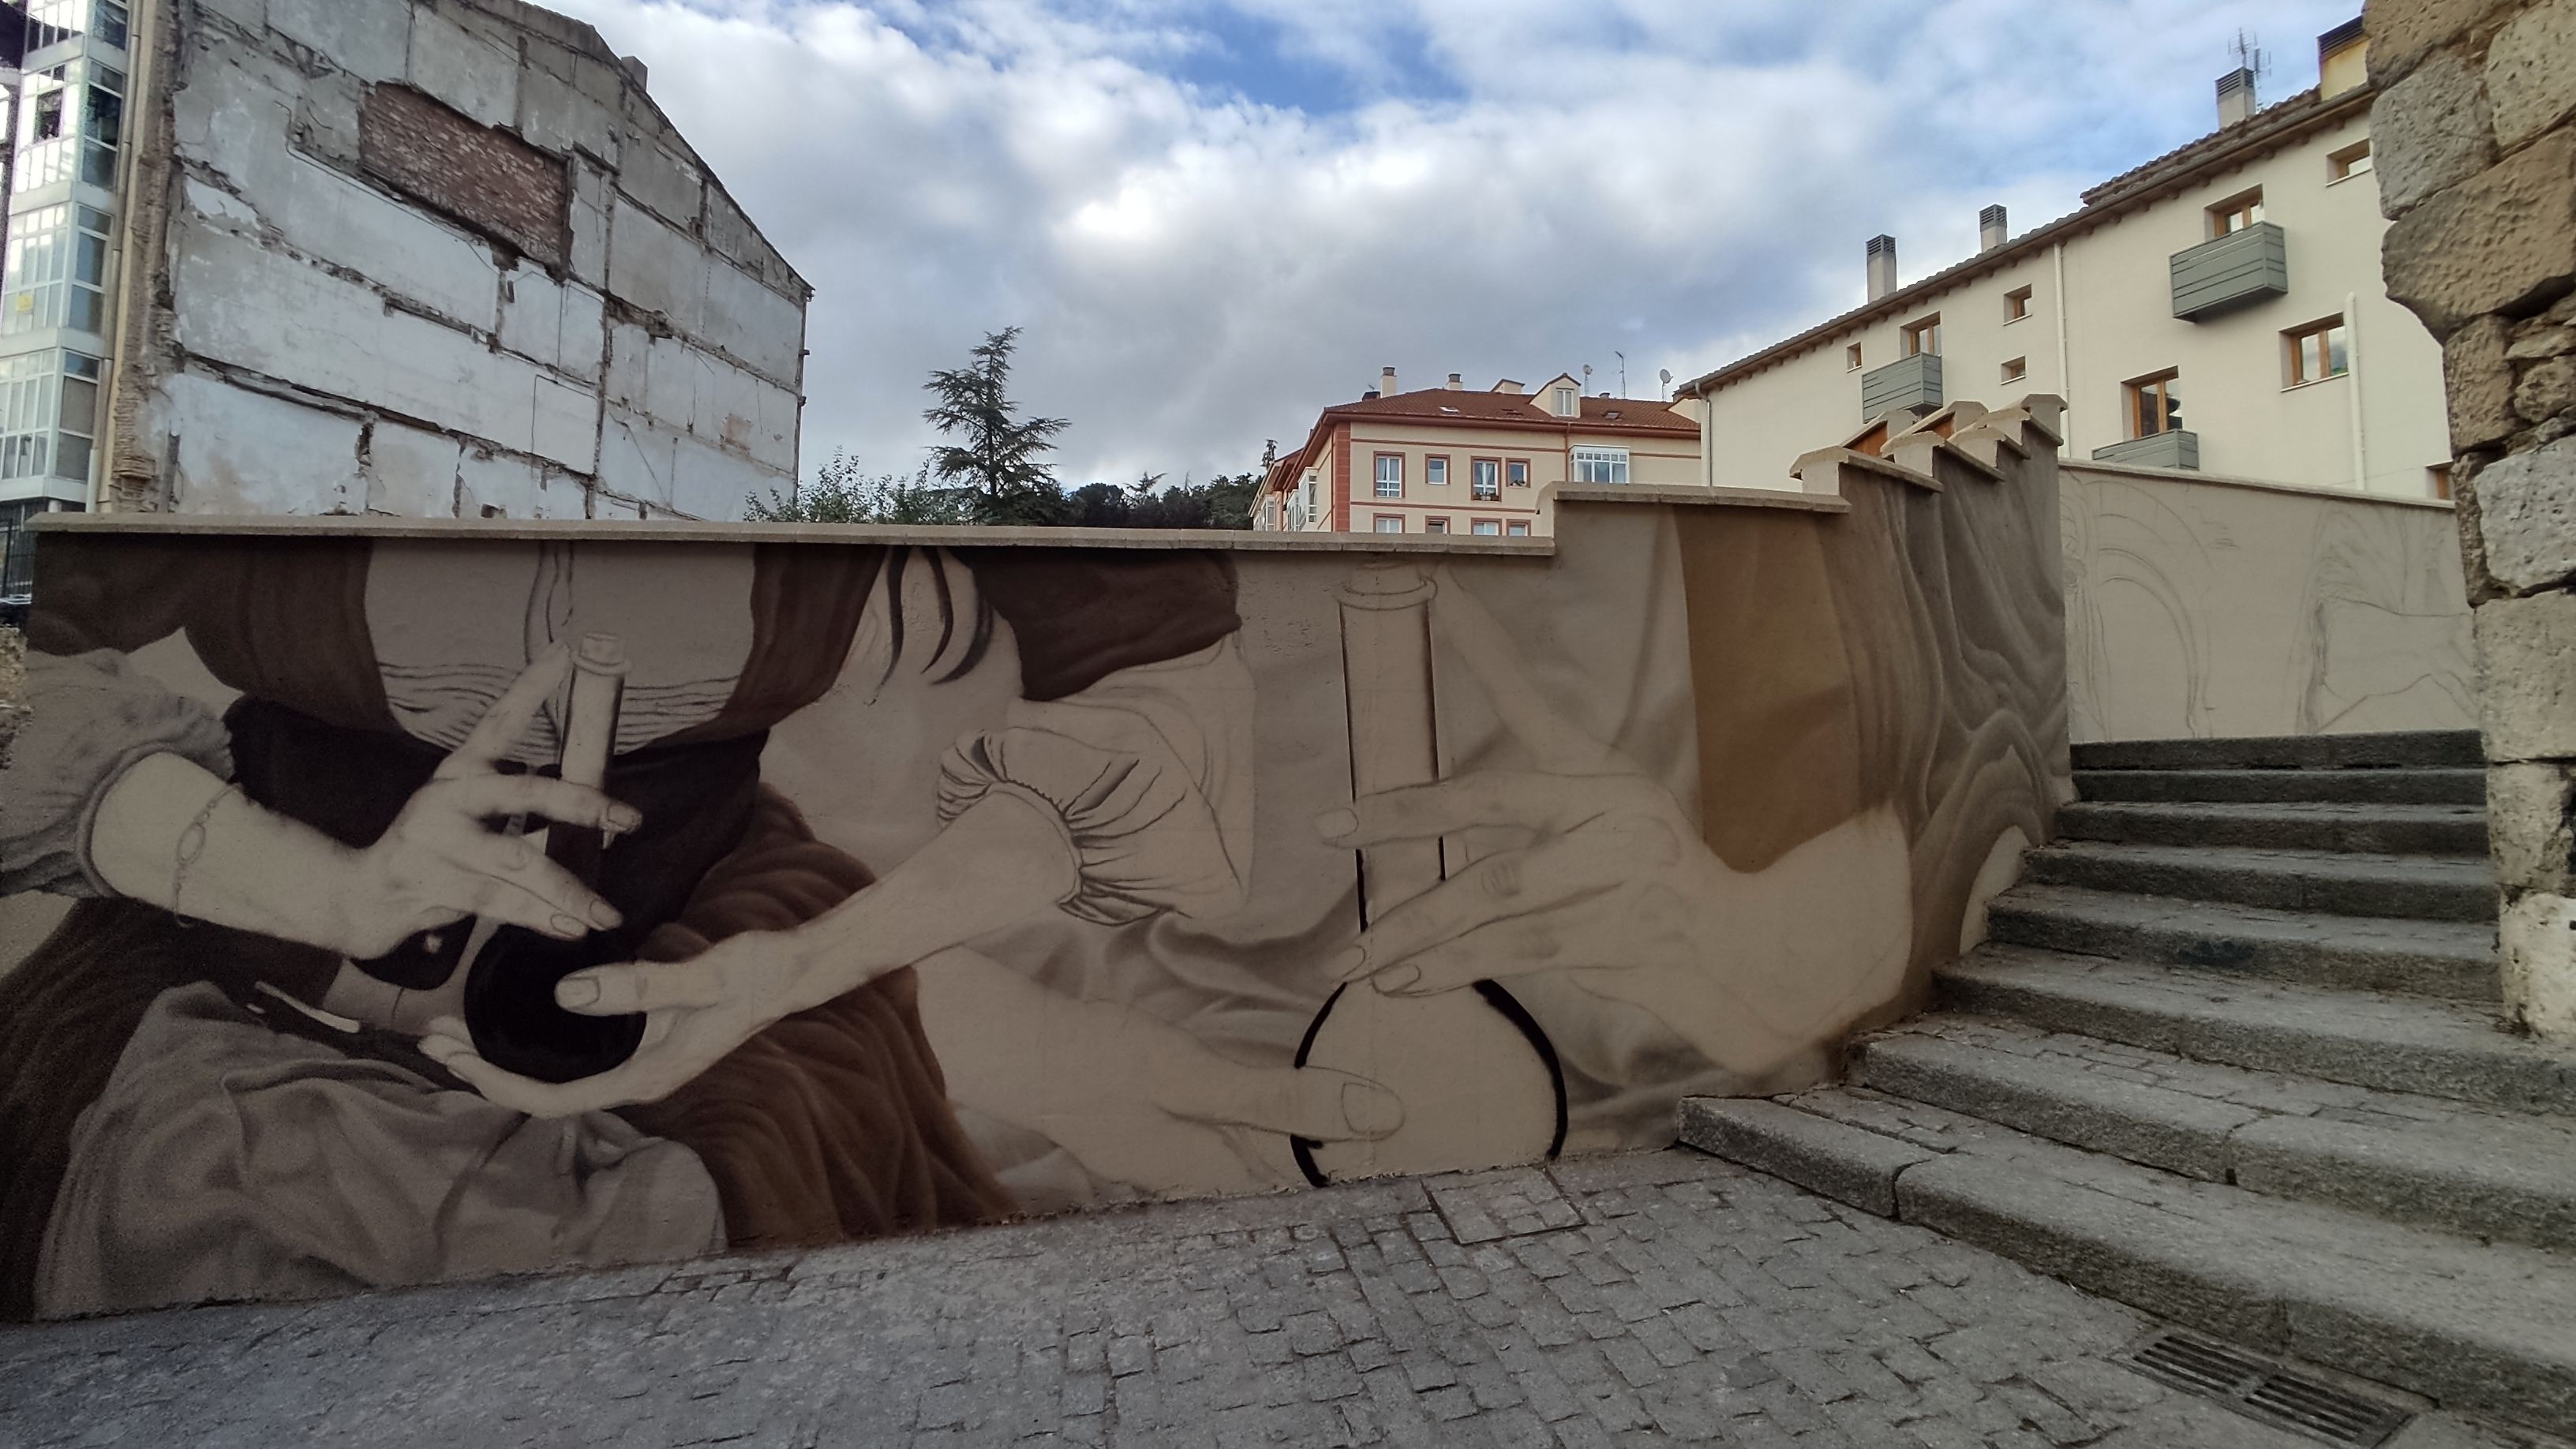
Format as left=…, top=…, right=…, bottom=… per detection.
left=0, top=1150, right=2522, bottom=1449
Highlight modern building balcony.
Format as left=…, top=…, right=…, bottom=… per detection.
left=2092, top=430, right=2200, bottom=470
left=1860, top=353, right=1942, bottom=420
left=2171, top=223, right=2288, bottom=320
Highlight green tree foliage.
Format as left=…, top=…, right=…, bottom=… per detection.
left=745, top=452, right=972, bottom=523
left=923, top=327, right=1070, bottom=526
left=747, top=324, right=1261, bottom=531
left=1058, top=470, right=1260, bottom=530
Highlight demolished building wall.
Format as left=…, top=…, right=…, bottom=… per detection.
left=108, top=0, right=809, bottom=520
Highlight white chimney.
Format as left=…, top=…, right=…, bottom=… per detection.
left=1445, top=373, right=1462, bottom=390
left=1866, top=234, right=1898, bottom=301
left=1379, top=365, right=1399, bottom=397
left=1979, top=204, right=2008, bottom=252
left=2217, top=67, right=2256, bottom=126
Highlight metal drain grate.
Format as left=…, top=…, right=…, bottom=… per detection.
left=2125, top=1334, right=2412, bottom=1447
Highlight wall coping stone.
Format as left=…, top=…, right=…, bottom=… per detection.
left=29, top=513, right=1563, bottom=552
left=1554, top=483, right=1852, bottom=512
left=2061, top=458, right=2460, bottom=511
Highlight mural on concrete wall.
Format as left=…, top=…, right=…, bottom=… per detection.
left=0, top=422, right=2063, bottom=1317
left=2062, top=469, right=2474, bottom=743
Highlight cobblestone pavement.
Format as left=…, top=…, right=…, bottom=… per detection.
left=0, top=1150, right=2537, bottom=1448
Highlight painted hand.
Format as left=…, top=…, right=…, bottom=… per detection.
left=420, top=790, right=1091, bottom=1117
left=1312, top=567, right=1913, bottom=1076
left=1316, top=770, right=1702, bottom=999
left=912, top=947, right=1404, bottom=1196
left=331, top=645, right=639, bottom=960
left=419, top=925, right=796, bottom=1116
left=1010, top=1005, right=1406, bottom=1195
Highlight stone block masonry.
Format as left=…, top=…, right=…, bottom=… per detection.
left=110, top=0, right=812, bottom=522
left=2370, top=0, right=2576, bottom=1039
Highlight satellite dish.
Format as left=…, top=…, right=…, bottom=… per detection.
left=1659, top=369, right=1673, bottom=387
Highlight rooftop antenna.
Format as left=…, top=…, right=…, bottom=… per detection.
left=2231, top=28, right=2267, bottom=86
left=1615, top=350, right=1627, bottom=399
left=1658, top=368, right=1673, bottom=395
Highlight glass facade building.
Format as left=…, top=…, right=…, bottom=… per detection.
left=0, top=0, right=122, bottom=530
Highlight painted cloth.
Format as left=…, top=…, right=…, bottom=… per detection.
left=36, top=981, right=725, bottom=1318
left=0, top=650, right=232, bottom=897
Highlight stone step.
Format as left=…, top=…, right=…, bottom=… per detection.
left=2071, top=730, right=2484, bottom=772
left=1935, top=947, right=2576, bottom=1114
left=1676, top=1089, right=2576, bottom=1436
left=2021, top=842, right=2496, bottom=923
left=2074, top=766, right=2486, bottom=807
left=2056, top=800, right=2489, bottom=856
left=1852, top=1027, right=2576, bottom=1251
left=1986, top=885, right=2499, bottom=1000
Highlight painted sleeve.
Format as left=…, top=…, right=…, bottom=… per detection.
left=0, top=650, right=234, bottom=897
left=933, top=636, right=1256, bottom=923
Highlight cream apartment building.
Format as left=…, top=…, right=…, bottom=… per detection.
left=1255, top=368, right=1702, bottom=536
left=1678, top=19, right=2449, bottom=499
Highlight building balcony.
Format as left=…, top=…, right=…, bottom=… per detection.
left=2091, top=430, right=2200, bottom=470
left=2171, top=223, right=2288, bottom=320
left=1859, top=353, right=1942, bottom=420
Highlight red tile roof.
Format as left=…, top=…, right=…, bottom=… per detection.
left=1324, top=386, right=1698, bottom=436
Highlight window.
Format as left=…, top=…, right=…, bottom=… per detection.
left=2125, top=369, right=2183, bottom=438
left=1470, top=519, right=1502, bottom=536
left=1551, top=386, right=1577, bottom=417
left=1302, top=473, right=1317, bottom=519
left=1845, top=343, right=1863, bottom=371
left=1425, top=517, right=1449, bottom=534
left=1373, top=453, right=1402, bottom=498
left=1902, top=315, right=1941, bottom=357
left=0, top=348, right=101, bottom=484
left=1506, top=522, right=1530, bottom=537
left=2429, top=463, right=2452, bottom=500
left=1471, top=458, right=1500, bottom=500
left=82, top=66, right=124, bottom=188
left=1506, top=459, right=1530, bottom=488
left=2208, top=189, right=2264, bottom=236
left=1425, top=455, right=1449, bottom=487
left=2286, top=316, right=2349, bottom=385
left=2004, top=286, right=2031, bottom=323
left=2328, top=140, right=2372, bottom=182
left=1572, top=447, right=1629, bottom=485
left=1372, top=515, right=1404, bottom=534
left=5, top=203, right=112, bottom=337
left=2001, top=357, right=2027, bottom=384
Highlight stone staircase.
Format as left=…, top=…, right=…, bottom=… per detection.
left=1678, top=730, right=2576, bottom=1438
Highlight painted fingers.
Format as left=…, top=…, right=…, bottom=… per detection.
left=1317, top=772, right=1684, bottom=996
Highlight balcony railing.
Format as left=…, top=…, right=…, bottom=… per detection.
left=2171, top=223, right=2288, bottom=320
left=1859, top=353, right=1942, bottom=420
left=2091, top=430, right=2200, bottom=470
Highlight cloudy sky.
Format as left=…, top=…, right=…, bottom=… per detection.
left=548, top=0, right=2363, bottom=488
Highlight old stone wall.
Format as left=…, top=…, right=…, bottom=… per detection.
left=2369, top=0, right=2576, bottom=1039
left=118, top=0, right=810, bottom=521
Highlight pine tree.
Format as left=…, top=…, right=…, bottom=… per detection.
left=922, top=328, right=1069, bottom=526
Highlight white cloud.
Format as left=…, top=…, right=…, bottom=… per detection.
left=549, top=0, right=2364, bottom=487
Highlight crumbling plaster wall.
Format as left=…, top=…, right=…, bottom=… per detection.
left=118, top=0, right=810, bottom=520
left=2370, top=0, right=2576, bottom=1040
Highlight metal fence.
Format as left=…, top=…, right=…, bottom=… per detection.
left=1, top=519, right=32, bottom=627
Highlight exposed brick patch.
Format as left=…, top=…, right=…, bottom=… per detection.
left=360, top=84, right=568, bottom=267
